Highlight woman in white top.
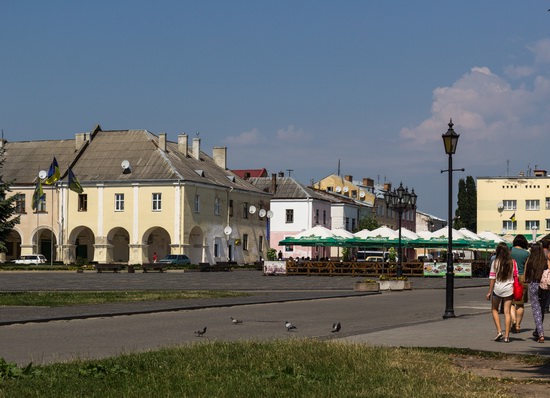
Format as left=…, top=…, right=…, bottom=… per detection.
left=486, top=242, right=516, bottom=342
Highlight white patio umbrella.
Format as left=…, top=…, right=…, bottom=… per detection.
left=399, top=227, right=419, bottom=240
left=458, top=228, right=482, bottom=241
left=354, top=225, right=400, bottom=239
left=294, top=225, right=335, bottom=239
left=477, top=231, right=506, bottom=243
left=331, top=228, right=355, bottom=239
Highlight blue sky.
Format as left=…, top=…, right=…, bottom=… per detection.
left=2, top=1, right=550, bottom=220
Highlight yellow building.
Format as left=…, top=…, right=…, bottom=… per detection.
left=477, top=170, right=550, bottom=239
left=1, top=126, right=270, bottom=265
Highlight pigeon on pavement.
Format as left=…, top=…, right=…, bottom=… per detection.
left=285, top=321, right=297, bottom=331
left=194, top=327, right=207, bottom=337
left=231, top=317, right=242, bottom=324
left=332, top=322, right=341, bottom=333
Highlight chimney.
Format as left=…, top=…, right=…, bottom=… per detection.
left=345, top=175, right=353, bottom=182
left=383, top=183, right=392, bottom=192
left=75, top=133, right=90, bottom=150
left=192, top=137, right=201, bottom=160
left=213, top=147, right=227, bottom=169
left=278, top=171, right=284, bottom=177
left=271, top=173, right=277, bottom=194
left=158, top=133, right=167, bottom=152
left=363, top=178, right=374, bottom=187
left=178, top=134, right=189, bottom=157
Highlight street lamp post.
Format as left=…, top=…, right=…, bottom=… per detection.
left=441, top=119, right=461, bottom=319
left=384, top=183, right=417, bottom=278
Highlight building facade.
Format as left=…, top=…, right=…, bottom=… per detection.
left=477, top=170, right=550, bottom=241
left=1, top=126, right=270, bottom=265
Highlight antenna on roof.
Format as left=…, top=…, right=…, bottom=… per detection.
left=286, top=169, right=293, bottom=177
left=337, top=159, right=340, bottom=177
left=196, top=132, right=200, bottom=136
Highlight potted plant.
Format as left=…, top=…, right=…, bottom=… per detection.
left=378, top=275, right=409, bottom=291
left=354, top=278, right=380, bottom=292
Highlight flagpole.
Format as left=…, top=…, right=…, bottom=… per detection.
left=51, top=183, right=54, bottom=266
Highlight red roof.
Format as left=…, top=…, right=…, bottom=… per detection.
left=232, top=169, right=268, bottom=179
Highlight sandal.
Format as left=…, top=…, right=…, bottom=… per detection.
left=494, top=331, right=503, bottom=341
left=538, top=336, right=545, bottom=343
left=503, top=338, right=510, bottom=343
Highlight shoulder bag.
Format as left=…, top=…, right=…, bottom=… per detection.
left=540, top=269, right=550, bottom=290
left=513, top=260, right=524, bottom=301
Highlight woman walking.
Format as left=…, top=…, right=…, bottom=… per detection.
left=486, top=242, right=516, bottom=342
left=524, top=242, right=546, bottom=343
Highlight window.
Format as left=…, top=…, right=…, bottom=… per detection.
left=242, top=234, right=248, bottom=250
left=351, top=218, right=356, bottom=231
left=78, top=194, right=88, bottom=212
left=229, top=200, right=233, bottom=217
left=526, top=220, right=540, bottom=230
left=214, top=243, right=219, bottom=257
left=286, top=209, right=294, bottom=223
left=153, top=193, right=162, bottom=211
left=214, top=197, right=221, bottom=215
left=15, top=194, right=26, bottom=213
left=503, top=200, right=516, bottom=210
left=115, top=193, right=125, bottom=211
left=526, top=200, right=540, bottom=210
left=258, top=235, right=263, bottom=252
left=36, top=193, right=46, bottom=213
left=243, top=202, right=249, bottom=219
left=315, top=209, right=319, bottom=224
left=351, top=190, right=357, bottom=198
left=546, top=198, right=550, bottom=210
left=194, top=194, right=200, bottom=213
left=323, top=210, right=326, bottom=225
left=503, top=220, right=517, bottom=231
left=546, top=219, right=550, bottom=230
left=345, top=217, right=349, bottom=230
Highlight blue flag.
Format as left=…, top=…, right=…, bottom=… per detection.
left=44, top=157, right=60, bottom=185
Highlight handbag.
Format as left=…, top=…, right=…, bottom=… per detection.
left=540, top=269, right=550, bottom=290
left=513, top=260, right=524, bottom=301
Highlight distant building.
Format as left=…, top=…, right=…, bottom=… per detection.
left=477, top=169, right=550, bottom=241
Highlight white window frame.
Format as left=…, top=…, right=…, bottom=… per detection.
left=152, top=193, right=162, bottom=211
left=503, top=200, right=516, bottom=211
left=286, top=209, right=294, bottom=223
left=503, top=220, right=517, bottom=231
left=115, top=193, right=125, bottom=211
left=526, top=199, right=540, bottom=211
left=526, top=220, right=540, bottom=230
left=546, top=219, right=550, bottom=230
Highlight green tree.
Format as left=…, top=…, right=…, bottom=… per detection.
left=0, top=149, right=20, bottom=253
left=356, top=214, right=379, bottom=232
left=454, top=175, right=476, bottom=232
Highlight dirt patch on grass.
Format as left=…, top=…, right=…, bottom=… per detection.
left=453, top=355, right=550, bottom=397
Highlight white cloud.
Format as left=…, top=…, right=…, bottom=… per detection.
left=503, top=65, right=535, bottom=79
left=224, top=128, right=262, bottom=146
left=529, top=38, right=550, bottom=65
left=399, top=66, right=550, bottom=151
left=275, top=125, right=311, bottom=142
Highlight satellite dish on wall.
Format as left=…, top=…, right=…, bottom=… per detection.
left=259, top=209, right=267, bottom=218
left=343, top=186, right=349, bottom=193
left=266, top=210, right=274, bottom=218
left=335, top=186, right=342, bottom=193
left=38, top=170, right=48, bottom=180
left=359, top=190, right=366, bottom=198
left=224, top=226, right=232, bottom=235
left=249, top=205, right=257, bottom=214
left=497, top=202, right=504, bottom=211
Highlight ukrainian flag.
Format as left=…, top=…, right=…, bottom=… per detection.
left=44, top=157, right=60, bottom=185
left=68, top=168, right=83, bottom=194
left=31, top=181, right=44, bottom=210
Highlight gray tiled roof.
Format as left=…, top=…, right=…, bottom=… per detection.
left=1, top=128, right=265, bottom=194
left=248, top=176, right=333, bottom=202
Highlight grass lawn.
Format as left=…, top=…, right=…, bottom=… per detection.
left=0, top=290, right=249, bottom=307
left=0, top=340, right=513, bottom=398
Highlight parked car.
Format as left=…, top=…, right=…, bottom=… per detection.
left=14, top=254, right=47, bottom=265
left=365, top=256, right=385, bottom=263
left=158, top=254, right=191, bottom=265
